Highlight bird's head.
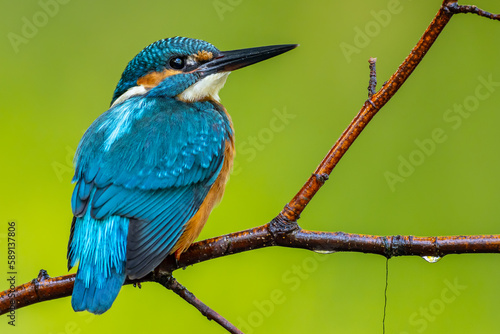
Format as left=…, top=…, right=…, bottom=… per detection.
left=111, top=37, right=297, bottom=106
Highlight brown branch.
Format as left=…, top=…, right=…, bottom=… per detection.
left=0, top=270, right=74, bottom=316
left=1, top=1, right=500, bottom=332
left=157, top=275, right=244, bottom=334
left=4, top=224, right=500, bottom=315
left=278, top=0, right=457, bottom=224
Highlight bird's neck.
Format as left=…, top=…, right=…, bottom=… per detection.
left=177, top=72, right=230, bottom=103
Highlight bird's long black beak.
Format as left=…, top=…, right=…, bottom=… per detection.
left=197, top=44, right=298, bottom=76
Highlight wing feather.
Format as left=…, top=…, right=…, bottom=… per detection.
left=70, top=97, right=232, bottom=279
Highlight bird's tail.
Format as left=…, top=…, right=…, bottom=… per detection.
left=68, top=213, right=129, bottom=314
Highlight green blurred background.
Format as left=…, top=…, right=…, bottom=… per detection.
left=1, top=0, right=500, bottom=333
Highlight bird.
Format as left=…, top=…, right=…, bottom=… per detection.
left=66, top=36, right=297, bottom=314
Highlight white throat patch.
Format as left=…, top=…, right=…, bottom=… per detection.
left=178, top=72, right=230, bottom=102
left=111, top=85, right=150, bottom=108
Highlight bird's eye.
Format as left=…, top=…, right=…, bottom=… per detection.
left=169, top=57, right=185, bottom=70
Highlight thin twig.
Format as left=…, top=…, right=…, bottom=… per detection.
left=157, top=274, right=243, bottom=334
left=382, top=258, right=389, bottom=334
left=445, top=2, right=500, bottom=20
left=368, top=57, right=377, bottom=98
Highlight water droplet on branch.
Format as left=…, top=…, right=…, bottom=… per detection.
left=313, top=249, right=336, bottom=254
left=421, top=256, right=442, bottom=263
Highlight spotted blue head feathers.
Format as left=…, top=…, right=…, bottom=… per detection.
left=111, top=37, right=220, bottom=104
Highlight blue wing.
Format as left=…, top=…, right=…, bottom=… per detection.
left=69, top=96, right=232, bottom=279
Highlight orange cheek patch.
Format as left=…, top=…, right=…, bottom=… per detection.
left=195, top=50, right=213, bottom=62
left=137, top=69, right=182, bottom=88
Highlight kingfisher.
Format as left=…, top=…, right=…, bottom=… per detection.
left=66, top=36, right=297, bottom=314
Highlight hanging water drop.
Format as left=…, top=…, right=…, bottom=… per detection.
left=422, top=255, right=442, bottom=263
left=313, top=249, right=336, bottom=254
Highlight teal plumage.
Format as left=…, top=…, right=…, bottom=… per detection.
left=67, top=36, right=296, bottom=314
left=68, top=95, right=232, bottom=313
